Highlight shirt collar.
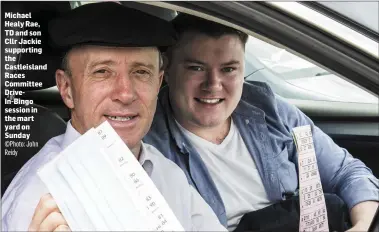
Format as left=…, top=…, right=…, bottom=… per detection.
left=139, top=142, right=154, bottom=176
left=158, top=86, right=191, bottom=154
left=60, top=120, right=82, bottom=150
left=234, top=81, right=271, bottom=118
left=61, top=121, right=154, bottom=176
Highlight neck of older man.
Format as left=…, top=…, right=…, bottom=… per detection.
left=130, top=142, right=142, bottom=160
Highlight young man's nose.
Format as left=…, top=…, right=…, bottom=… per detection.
left=202, top=70, right=222, bottom=92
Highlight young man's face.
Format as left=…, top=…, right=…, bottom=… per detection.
left=56, top=45, right=163, bottom=155
left=167, top=32, right=245, bottom=131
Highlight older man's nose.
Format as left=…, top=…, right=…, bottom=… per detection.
left=111, top=75, right=137, bottom=104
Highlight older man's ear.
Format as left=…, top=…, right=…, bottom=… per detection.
left=56, top=69, right=74, bottom=109
left=161, top=52, right=169, bottom=71
left=161, top=53, right=169, bottom=85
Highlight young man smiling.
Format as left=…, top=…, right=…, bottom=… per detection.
left=144, top=13, right=379, bottom=231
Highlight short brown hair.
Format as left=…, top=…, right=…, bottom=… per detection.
left=171, top=13, right=248, bottom=47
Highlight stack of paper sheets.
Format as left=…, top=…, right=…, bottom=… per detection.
left=38, top=121, right=184, bottom=231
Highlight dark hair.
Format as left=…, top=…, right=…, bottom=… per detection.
left=171, top=13, right=248, bottom=47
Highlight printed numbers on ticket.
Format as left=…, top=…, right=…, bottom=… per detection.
left=95, top=121, right=185, bottom=231
left=293, top=125, right=329, bottom=232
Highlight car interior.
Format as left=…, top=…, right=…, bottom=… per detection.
left=2, top=1, right=378, bottom=201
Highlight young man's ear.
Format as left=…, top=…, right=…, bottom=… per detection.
left=56, top=69, right=74, bottom=109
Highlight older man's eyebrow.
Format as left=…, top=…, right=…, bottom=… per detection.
left=87, top=59, right=157, bottom=70
left=130, top=61, right=156, bottom=70
left=88, top=59, right=117, bottom=69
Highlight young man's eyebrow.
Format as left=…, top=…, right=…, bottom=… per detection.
left=183, top=59, right=240, bottom=66
left=183, top=58, right=206, bottom=65
left=221, top=60, right=240, bottom=66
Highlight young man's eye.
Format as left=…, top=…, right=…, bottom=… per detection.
left=222, top=67, right=236, bottom=73
left=187, top=66, right=204, bottom=71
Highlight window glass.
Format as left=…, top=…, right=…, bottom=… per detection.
left=244, top=36, right=378, bottom=104
left=269, top=2, right=379, bottom=58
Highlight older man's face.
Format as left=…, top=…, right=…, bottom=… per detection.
left=57, top=45, right=163, bottom=154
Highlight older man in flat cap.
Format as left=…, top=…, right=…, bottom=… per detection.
left=1, top=2, right=226, bottom=231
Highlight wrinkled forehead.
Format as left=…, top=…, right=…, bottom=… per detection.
left=66, top=45, right=161, bottom=68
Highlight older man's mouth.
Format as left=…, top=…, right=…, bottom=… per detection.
left=106, top=115, right=135, bottom=121
left=104, top=114, right=140, bottom=130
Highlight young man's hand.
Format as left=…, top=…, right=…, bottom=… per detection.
left=346, top=201, right=379, bottom=232
left=28, top=193, right=70, bottom=231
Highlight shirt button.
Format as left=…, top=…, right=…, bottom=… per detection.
left=245, top=119, right=249, bottom=125
left=270, top=173, right=275, bottom=181
left=260, top=132, right=265, bottom=140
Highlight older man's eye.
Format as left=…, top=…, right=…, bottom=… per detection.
left=136, top=70, right=149, bottom=75
left=133, top=69, right=152, bottom=79
left=94, top=69, right=108, bottom=74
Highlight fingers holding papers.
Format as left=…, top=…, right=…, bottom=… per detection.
left=28, top=193, right=70, bottom=232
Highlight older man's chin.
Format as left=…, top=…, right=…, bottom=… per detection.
left=120, top=136, right=143, bottom=158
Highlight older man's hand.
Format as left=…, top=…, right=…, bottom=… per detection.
left=28, top=193, right=70, bottom=232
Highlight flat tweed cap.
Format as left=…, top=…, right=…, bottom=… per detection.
left=48, top=2, right=177, bottom=51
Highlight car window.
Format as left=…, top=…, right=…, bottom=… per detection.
left=244, top=2, right=378, bottom=104
left=268, top=2, right=379, bottom=58
left=244, top=36, right=378, bottom=104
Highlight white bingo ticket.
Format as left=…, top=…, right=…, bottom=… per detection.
left=39, top=121, right=184, bottom=231
left=293, top=125, right=329, bottom=232
left=95, top=121, right=185, bottom=232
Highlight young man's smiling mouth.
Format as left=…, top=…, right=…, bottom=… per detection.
left=195, top=98, right=225, bottom=104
